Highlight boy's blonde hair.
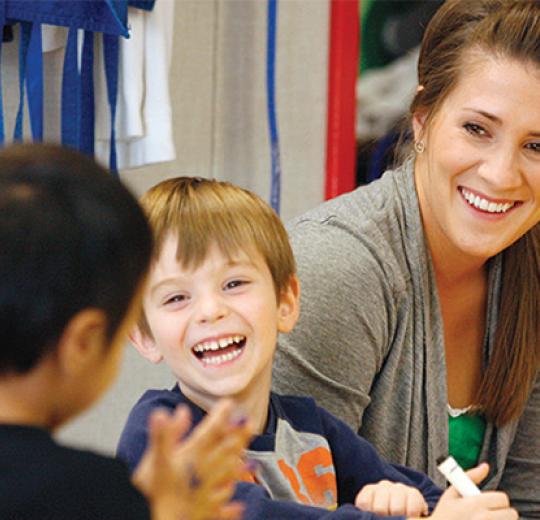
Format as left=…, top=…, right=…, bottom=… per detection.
left=139, top=177, right=296, bottom=335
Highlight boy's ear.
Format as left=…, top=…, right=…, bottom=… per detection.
left=277, top=275, right=300, bottom=334
left=56, top=309, right=108, bottom=375
left=129, top=326, right=164, bottom=364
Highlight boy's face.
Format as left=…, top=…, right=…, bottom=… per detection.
left=133, top=235, right=299, bottom=409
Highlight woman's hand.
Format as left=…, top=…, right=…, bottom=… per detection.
left=133, top=399, right=253, bottom=520
left=409, top=464, right=518, bottom=520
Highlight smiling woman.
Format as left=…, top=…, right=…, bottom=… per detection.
left=273, top=0, right=540, bottom=516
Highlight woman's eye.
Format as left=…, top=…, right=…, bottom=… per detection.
left=464, top=122, right=488, bottom=137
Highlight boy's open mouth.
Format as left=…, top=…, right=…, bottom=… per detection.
left=191, top=335, right=247, bottom=366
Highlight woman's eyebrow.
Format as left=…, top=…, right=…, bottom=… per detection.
left=463, top=107, right=501, bottom=124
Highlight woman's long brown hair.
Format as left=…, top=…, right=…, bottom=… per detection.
left=410, top=0, right=540, bottom=426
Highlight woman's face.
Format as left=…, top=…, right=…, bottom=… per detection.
left=413, top=54, right=540, bottom=266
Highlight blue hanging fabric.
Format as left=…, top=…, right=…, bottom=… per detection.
left=13, top=21, right=31, bottom=142
left=24, top=22, right=43, bottom=141
left=13, top=21, right=44, bottom=143
left=5, top=1, right=129, bottom=38
left=103, top=33, right=119, bottom=174
left=61, top=27, right=80, bottom=149
left=266, top=0, right=281, bottom=214
left=4, top=0, right=130, bottom=171
left=79, top=31, right=95, bottom=157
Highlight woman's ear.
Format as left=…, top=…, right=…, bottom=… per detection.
left=412, top=109, right=428, bottom=144
left=277, top=275, right=301, bottom=334
left=129, top=327, right=164, bottom=364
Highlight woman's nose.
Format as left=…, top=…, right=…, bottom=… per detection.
left=478, top=143, right=523, bottom=192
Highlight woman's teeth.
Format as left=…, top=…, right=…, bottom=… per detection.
left=460, top=188, right=515, bottom=213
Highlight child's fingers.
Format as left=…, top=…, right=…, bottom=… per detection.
left=179, top=430, right=250, bottom=482
left=170, top=403, right=192, bottom=441
left=187, top=481, right=238, bottom=520
left=387, top=483, right=415, bottom=516
left=187, top=399, right=237, bottom=446
left=371, top=483, right=392, bottom=515
left=403, top=489, right=428, bottom=517
left=146, top=409, right=172, bottom=460
left=214, top=501, right=245, bottom=520
left=202, top=457, right=246, bottom=491
left=355, top=485, right=375, bottom=509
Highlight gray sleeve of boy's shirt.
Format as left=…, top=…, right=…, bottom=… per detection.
left=498, top=374, right=540, bottom=518
left=272, top=216, right=397, bottom=433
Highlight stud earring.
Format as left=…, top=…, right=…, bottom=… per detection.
left=414, top=141, right=425, bottom=154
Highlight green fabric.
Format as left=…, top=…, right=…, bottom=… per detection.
left=448, top=412, right=486, bottom=470
left=360, top=0, right=421, bottom=72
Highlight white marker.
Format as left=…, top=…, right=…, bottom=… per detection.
left=437, top=456, right=481, bottom=497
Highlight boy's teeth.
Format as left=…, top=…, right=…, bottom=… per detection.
left=202, top=348, right=243, bottom=365
left=460, top=188, right=515, bottom=213
left=193, top=335, right=246, bottom=353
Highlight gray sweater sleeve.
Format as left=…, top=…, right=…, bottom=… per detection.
left=499, top=375, right=540, bottom=518
left=273, top=217, right=400, bottom=432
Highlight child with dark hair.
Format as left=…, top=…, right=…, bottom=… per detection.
left=0, top=144, right=251, bottom=520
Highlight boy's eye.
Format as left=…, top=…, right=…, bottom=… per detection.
left=224, top=279, right=248, bottom=290
left=463, top=122, right=488, bottom=137
left=525, top=141, right=540, bottom=154
left=164, top=294, right=188, bottom=305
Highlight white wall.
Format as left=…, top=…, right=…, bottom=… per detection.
left=2, top=0, right=329, bottom=454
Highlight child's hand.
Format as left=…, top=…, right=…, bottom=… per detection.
left=409, top=464, right=518, bottom=520
left=133, top=399, right=252, bottom=520
left=355, top=480, right=428, bottom=517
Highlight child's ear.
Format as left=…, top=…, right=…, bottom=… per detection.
left=277, top=275, right=300, bottom=334
left=129, top=327, right=164, bottom=364
left=56, top=309, right=108, bottom=376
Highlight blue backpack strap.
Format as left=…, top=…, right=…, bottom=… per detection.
left=79, top=30, right=95, bottom=156
left=266, top=0, right=281, bottom=214
left=61, top=27, right=81, bottom=149
left=13, top=21, right=32, bottom=142
left=103, top=32, right=119, bottom=174
left=25, top=21, right=43, bottom=141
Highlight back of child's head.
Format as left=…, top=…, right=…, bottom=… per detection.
left=0, top=143, right=153, bottom=376
left=141, top=176, right=296, bottom=296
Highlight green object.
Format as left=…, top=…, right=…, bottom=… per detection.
left=448, top=412, right=486, bottom=470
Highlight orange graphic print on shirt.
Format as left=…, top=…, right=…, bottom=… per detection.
left=245, top=418, right=338, bottom=510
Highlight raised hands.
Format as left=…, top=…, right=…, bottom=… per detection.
left=133, top=399, right=252, bottom=520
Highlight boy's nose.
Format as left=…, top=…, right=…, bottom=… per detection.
left=195, top=295, right=228, bottom=324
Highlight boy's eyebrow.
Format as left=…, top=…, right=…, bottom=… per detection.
left=149, top=277, right=186, bottom=298
left=149, top=258, right=256, bottom=297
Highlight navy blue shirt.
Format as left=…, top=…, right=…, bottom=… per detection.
left=118, top=386, right=442, bottom=520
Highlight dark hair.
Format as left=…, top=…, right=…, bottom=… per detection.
left=0, top=144, right=153, bottom=375
left=409, top=0, right=540, bottom=426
